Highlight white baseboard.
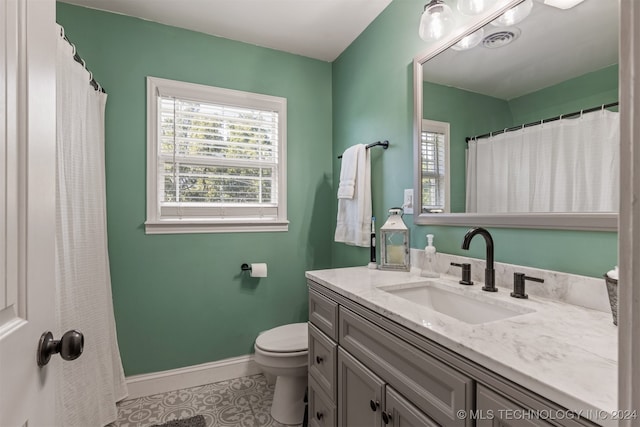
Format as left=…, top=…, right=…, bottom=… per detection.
left=125, top=355, right=261, bottom=399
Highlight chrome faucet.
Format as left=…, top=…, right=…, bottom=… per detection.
left=461, top=227, right=496, bottom=292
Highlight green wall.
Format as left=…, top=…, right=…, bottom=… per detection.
left=509, top=64, right=619, bottom=124
left=57, top=3, right=333, bottom=376
left=331, top=0, right=617, bottom=277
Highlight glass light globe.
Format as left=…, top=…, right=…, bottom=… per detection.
left=419, top=0, right=457, bottom=42
left=451, top=27, right=485, bottom=50
left=491, top=0, right=533, bottom=26
left=457, top=0, right=492, bottom=15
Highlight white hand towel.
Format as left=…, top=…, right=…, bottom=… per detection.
left=335, top=145, right=372, bottom=247
left=337, top=144, right=364, bottom=199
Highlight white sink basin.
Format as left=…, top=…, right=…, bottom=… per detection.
left=380, top=282, right=535, bottom=324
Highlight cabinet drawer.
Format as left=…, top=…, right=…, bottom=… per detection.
left=309, top=374, right=337, bottom=427
left=476, top=384, right=554, bottom=427
left=309, top=323, right=337, bottom=401
left=339, top=307, right=473, bottom=427
left=309, top=288, right=339, bottom=340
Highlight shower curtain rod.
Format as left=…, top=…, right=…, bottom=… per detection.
left=59, top=26, right=106, bottom=94
left=337, top=140, right=389, bottom=159
left=465, top=101, right=618, bottom=142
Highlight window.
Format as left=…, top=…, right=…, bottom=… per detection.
left=421, top=119, right=450, bottom=213
left=146, top=77, right=288, bottom=234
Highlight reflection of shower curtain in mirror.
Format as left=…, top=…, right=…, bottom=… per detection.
left=466, top=110, right=619, bottom=213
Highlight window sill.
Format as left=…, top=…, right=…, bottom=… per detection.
left=144, top=219, right=289, bottom=234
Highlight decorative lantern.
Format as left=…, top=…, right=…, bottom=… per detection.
left=379, top=207, right=410, bottom=271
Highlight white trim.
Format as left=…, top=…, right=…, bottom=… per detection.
left=124, top=355, right=261, bottom=399
left=145, top=220, right=289, bottom=234
left=146, top=76, right=288, bottom=234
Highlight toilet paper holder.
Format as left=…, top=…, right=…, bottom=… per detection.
left=241, top=262, right=268, bottom=277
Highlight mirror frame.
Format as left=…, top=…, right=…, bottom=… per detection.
left=413, top=0, right=618, bottom=231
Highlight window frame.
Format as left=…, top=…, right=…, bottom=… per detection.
left=421, top=119, right=450, bottom=213
left=145, top=76, right=288, bottom=234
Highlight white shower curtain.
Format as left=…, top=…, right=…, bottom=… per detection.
left=55, top=25, right=127, bottom=426
left=466, top=109, right=619, bottom=213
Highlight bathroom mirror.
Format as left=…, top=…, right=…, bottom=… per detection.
left=413, top=0, right=618, bottom=230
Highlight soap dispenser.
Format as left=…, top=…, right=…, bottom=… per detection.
left=421, top=234, right=440, bottom=278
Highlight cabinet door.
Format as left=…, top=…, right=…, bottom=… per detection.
left=338, top=347, right=385, bottom=427
left=384, top=387, right=440, bottom=427
left=476, top=384, right=555, bottom=427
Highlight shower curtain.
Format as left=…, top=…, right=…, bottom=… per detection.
left=55, top=26, right=127, bottom=426
left=466, top=109, right=619, bottom=213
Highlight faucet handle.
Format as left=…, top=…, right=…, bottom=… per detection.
left=511, top=272, right=544, bottom=299
left=450, top=262, right=473, bottom=286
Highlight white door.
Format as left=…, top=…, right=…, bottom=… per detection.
left=0, top=0, right=58, bottom=425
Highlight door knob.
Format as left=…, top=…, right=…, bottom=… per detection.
left=37, top=330, right=84, bottom=367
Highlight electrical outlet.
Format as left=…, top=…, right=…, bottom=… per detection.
left=403, top=189, right=414, bottom=214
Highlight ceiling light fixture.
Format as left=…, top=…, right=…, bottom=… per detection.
left=491, top=0, right=533, bottom=26
left=451, top=27, right=485, bottom=50
left=457, top=0, right=493, bottom=16
left=543, top=0, right=584, bottom=9
left=419, top=0, right=457, bottom=42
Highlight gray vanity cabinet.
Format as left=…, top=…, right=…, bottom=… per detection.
left=308, top=280, right=599, bottom=427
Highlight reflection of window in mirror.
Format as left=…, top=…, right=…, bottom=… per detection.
left=421, top=119, right=450, bottom=214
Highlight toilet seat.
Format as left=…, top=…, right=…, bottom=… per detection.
left=255, top=322, right=308, bottom=353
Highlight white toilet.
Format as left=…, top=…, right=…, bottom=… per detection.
left=254, top=322, right=308, bottom=425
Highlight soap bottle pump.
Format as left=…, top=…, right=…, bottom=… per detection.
left=421, top=234, right=440, bottom=278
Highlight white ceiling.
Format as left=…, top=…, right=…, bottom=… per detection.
left=59, top=0, right=393, bottom=62
left=422, top=0, right=618, bottom=100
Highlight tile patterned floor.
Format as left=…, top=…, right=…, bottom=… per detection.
left=109, top=374, right=293, bottom=427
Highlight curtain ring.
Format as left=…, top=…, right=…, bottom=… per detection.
left=88, top=71, right=93, bottom=83
left=71, top=44, right=76, bottom=56
left=60, top=26, right=65, bottom=38
left=580, top=109, right=584, bottom=118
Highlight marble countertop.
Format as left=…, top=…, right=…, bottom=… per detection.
left=306, top=267, right=618, bottom=427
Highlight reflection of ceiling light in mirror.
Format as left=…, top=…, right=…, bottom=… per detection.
left=451, top=28, right=485, bottom=50
left=543, top=0, right=584, bottom=9
left=419, top=0, right=457, bottom=42
left=491, top=0, right=533, bottom=26
left=457, top=0, right=494, bottom=15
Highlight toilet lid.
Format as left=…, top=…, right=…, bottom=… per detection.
left=255, top=323, right=308, bottom=353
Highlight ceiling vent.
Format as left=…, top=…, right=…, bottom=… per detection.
left=482, top=28, right=521, bottom=49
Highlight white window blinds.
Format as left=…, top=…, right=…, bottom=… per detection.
left=146, top=77, right=287, bottom=234
left=421, top=128, right=446, bottom=212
